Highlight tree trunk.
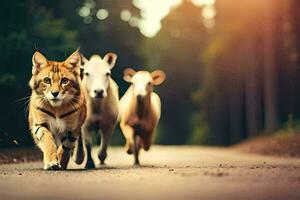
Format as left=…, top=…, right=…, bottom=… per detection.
left=245, top=33, right=261, bottom=137
left=263, top=0, right=278, bottom=133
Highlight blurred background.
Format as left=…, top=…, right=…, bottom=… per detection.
left=1, top=0, right=300, bottom=148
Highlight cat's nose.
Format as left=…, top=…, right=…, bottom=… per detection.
left=51, top=91, right=59, bottom=98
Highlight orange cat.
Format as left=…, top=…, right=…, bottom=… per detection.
left=28, top=50, right=86, bottom=170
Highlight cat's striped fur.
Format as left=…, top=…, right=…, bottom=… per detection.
left=28, top=50, right=86, bottom=170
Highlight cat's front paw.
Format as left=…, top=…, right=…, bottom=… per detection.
left=43, top=161, right=61, bottom=170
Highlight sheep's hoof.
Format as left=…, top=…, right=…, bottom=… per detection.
left=85, top=160, right=96, bottom=169
left=100, top=161, right=106, bottom=165
left=134, top=160, right=140, bottom=166
left=98, top=151, right=107, bottom=164
left=73, top=146, right=84, bottom=165
left=127, top=148, right=133, bottom=155
left=125, top=143, right=133, bottom=154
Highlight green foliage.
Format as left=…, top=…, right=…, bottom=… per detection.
left=0, top=0, right=79, bottom=148
left=0, top=74, right=16, bottom=86
left=188, top=112, right=211, bottom=145
left=32, top=8, right=78, bottom=54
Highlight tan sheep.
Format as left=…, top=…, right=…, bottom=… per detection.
left=119, top=68, right=166, bottom=165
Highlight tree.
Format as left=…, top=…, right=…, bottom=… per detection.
left=142, top=0, right=208, bottom=144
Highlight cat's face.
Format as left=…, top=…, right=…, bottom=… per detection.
left=29, top=51, right=82, bottom=107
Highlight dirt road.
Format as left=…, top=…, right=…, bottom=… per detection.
left=0, top=146, right=300, bottom=200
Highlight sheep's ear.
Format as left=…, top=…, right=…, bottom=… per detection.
left=103, top=52, right=117, bottom=69
left=123, top=68, right=136, bottom=83
left=79, top=52, right=88, bottom=79
left=151, top=70, right=166, bottom=85
left=32, top=51, right=48, bottom=74
left=64, top=50, right=81, bottom=70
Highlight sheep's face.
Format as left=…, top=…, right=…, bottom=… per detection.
left=81, top=53, right=117, bottom=99
left=123, top=68, right=166, bottom=99
left=131, top=72, right=153, bottom=97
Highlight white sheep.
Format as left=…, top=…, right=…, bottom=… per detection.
left=79, top=53, right=119, bottom=168
left=119, top=68, right=166, bottom=165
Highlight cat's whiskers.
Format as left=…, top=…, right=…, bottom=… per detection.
left=15, top=96, right=31, bottom=102
left=64, top=98, right=77, bottom=111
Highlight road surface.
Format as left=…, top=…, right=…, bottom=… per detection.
left=0, top=146, right=300, bottom=200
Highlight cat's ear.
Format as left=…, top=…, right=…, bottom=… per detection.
left=64, top=50, right=81, bottom=71
left=32, top=52, right=48, bottom=74
left=79, top=52, right=88, bottom=67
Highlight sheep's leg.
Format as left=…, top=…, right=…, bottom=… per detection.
left=133, top=134, right=141, bottom=165
left=142, top=130, right=154, bottom=151
left=120, top=123, right=135, bottom=154
left=82, top=123, right=96, bottom=169
left=85, top=143, right=95, bottom=169
left=142, top=135, right=151, bottom=151
left=98, top=126, right=114, bottom=164
left=73, top=131, right=84, bottom=165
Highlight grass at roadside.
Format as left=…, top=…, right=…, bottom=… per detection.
left=234, top=131, right=300, bottom=158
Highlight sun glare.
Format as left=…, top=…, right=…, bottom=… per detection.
left=133, top=0, right=215, bottom=37
left=78, top=0, right=215, bottom=36
left=133, top=0, right=182, bottom=37
left=96, top=9, right=109, bottom=20
left=192, top=0, right=215, bottom=6
left=120, top=9, right=132, bottom=22
left=202, top=6, right=216, bottom=19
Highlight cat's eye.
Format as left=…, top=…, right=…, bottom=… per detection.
left=84, top=72, right=89, bottom=76
left=43, top=77, right=51, bottom=84
left=61, top=77, right=69, bottom=84
left=106, top=72, right=111, bottom=76
left=148, top=81, right=151, bottom=86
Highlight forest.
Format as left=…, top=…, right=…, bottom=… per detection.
left=1, top=0, right=300, bottom=148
